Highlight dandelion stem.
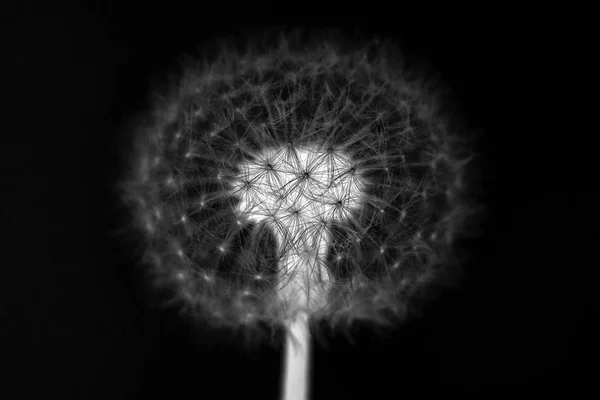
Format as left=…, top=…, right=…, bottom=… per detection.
left=281, top=311, right=311, bottom=400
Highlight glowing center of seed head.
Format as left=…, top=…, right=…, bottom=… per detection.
left=230, top=144, right=366, bottom=311
left=232, top=144, right=364, bottom=241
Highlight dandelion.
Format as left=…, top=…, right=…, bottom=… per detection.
left=119, top=30, right=481, bottom=400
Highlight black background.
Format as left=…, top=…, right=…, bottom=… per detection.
left=2, top=2, right=593, bottom=399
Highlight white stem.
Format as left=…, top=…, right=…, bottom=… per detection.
left=273, top=220, right=331, bottom=400
left=281, top=311, right=311, bottom=400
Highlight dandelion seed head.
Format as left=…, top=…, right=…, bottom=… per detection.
left=120, top=31, right=481, bottom=340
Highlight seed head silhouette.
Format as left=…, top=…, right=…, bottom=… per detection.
left=119, top=31, right=480, bottom=400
